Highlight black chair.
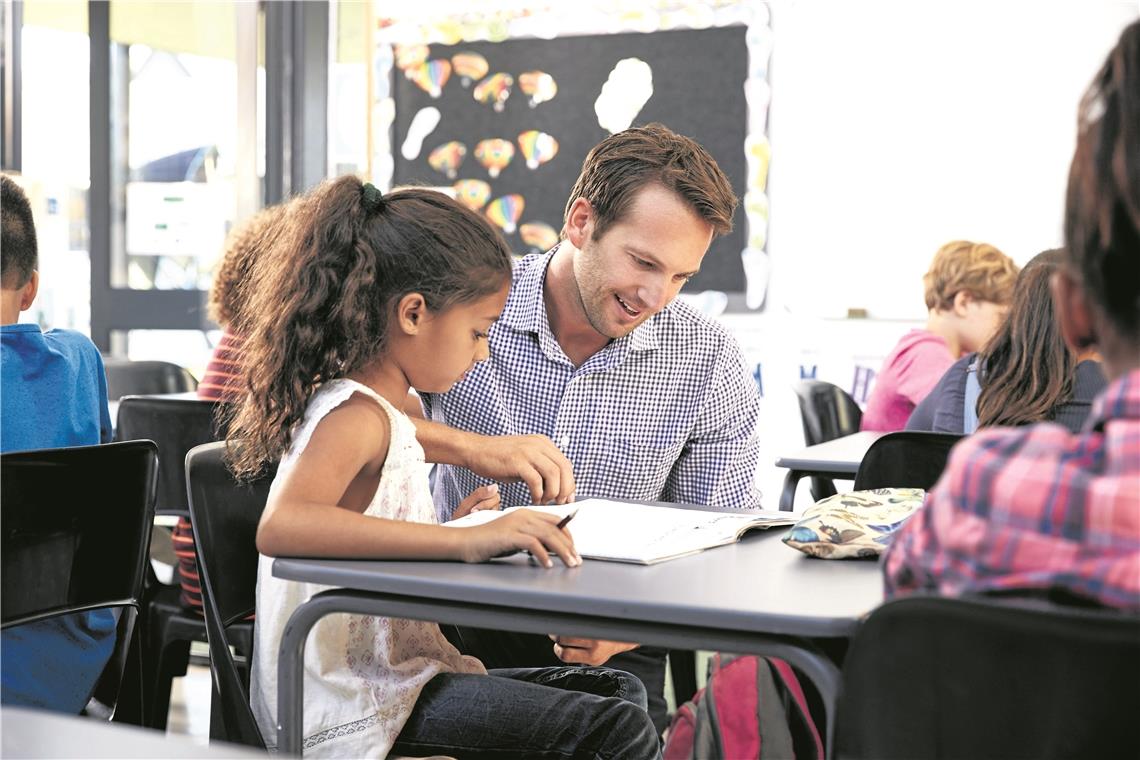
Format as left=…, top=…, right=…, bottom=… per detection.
left=115, top=396, right=229, bottom=729
left=103, top=358, right=198, bottom=401
left=1, top=441, right=158, bottom=718
left=852, top=431, right=963, bottom=491
left=187, top=441, right=275, bottom=748
left=834, top=595, right=1140, bottom=759
left=793, top=380, right=864, bottom=501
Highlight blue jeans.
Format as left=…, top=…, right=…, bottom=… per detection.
left=391, top=666, right=661, bottom=759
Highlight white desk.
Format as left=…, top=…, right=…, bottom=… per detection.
left=1, top=706, right=264, bottom=758
left=774, top=431, right=885, bottom=510
left=273, top=530, right=883, bottom=756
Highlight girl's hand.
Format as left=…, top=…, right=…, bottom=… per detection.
left=461, top=509, right=581, bottom=568
left=452, top=483, right=501, bottom=519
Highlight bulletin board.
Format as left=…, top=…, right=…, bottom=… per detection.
left=389, top=26, right=749, bottom=295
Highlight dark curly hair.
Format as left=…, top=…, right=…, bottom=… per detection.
left=225, top=177, right=512, bottom=478
left=208, top=200, right=294, bottom=328
left=1064, top=19, right=1140, bottom=340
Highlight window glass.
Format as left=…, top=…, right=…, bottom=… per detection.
left=19, top=2, right=91, bottom=332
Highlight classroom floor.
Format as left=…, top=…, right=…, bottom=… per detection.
left=164, top=649, right=212, bottom=739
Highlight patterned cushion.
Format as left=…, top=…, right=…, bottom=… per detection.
left=782, top=488, right=926, bottom=559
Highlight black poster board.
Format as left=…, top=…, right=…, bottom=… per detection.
left=391, top=25, right=748, bottom=294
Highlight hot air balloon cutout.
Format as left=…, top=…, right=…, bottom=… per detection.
left=518, top=71, right=558, bottom=108
left=485, top=194, right=525, bottom=235
left=474, top=138, right=515, bottom=178
left=517, top=130, right=559, bottom=170
left=427, top=141, right=467, bottom=179
left=451, top=52, right=489, bottom=88
left=410, top=59, right=451, bottom=99
left=474, top=72, right=513, bottom=112
left=519, top=222, right=559, bottom=252
left=452, top=179, right=492, bottom=211
left=395, top=44, right=430, bottom=76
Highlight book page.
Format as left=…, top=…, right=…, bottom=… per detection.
left=445, top=499, right=794, bottom=564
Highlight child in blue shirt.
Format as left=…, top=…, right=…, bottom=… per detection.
left=1, top=174, right=116, bottom=713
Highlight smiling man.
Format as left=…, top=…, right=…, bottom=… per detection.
left=412, top=123, right=762, bottom=733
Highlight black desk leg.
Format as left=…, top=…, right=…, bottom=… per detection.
left=779, top=470, right=806, bottom=511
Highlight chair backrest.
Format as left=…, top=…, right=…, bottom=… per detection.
left=103, top=359, right=198, bottom=401
left=852, top=431, right=963, bottom=491
left=1, top=440, right=159, bottom=715
left=835, top=595, right=1140, bottom=759
left=793, top=380, right=863, bottom=446
left=115, top=396, right=223, bottom=515
left=186, top=441, right=276, bottom=749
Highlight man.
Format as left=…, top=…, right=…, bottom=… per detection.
left=883, top=20, right=1140, bottom=611
left=411, top=123, right=762, bottom=731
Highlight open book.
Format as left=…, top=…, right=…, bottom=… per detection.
left=444, top=498, right=797, bottom=565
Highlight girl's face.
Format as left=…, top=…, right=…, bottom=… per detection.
left=408, top=283, right=510, bottom=393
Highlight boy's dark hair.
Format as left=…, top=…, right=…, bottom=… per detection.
left=226, top=177, right=513, bottom=479
left=1064, top=19, right=1140, bottom=339
left=1, top=175, right=38, bottom=288
left=564, top=123, right=738, bottom=241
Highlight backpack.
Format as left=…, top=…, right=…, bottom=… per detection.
left=663, top=654, right=824, bottom=760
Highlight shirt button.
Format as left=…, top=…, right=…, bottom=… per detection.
left=559, top=435, right=570, bottom=449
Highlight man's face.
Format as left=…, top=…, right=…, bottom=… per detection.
left=570, top=184, right=714, bottom=340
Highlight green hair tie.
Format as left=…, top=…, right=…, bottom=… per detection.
left=361, top=182, right=384, bottom=212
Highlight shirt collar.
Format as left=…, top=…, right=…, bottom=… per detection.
left=1085, top=367, right=1140, bottom=432
left=498, top=245, right=660, bottom=355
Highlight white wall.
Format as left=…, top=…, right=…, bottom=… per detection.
left=731, top=1, right=1137, bottom=509
left=766, top=0, right=1137, bottom=319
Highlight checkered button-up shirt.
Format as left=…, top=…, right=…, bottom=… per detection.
left=883, top=368, right=1140, bottom=611
left=423, top=249, right=762, bottom=519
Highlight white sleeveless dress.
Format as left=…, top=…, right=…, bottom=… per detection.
left=251, top=379, right=485, bottom=757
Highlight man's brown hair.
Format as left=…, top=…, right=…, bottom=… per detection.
left=564, top=123, right=737, bottom=241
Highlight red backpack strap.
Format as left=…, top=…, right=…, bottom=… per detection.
left=769, top=658, right=825, bottom=760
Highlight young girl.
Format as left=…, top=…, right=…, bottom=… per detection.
left=227, top=177, right=659, bottom=759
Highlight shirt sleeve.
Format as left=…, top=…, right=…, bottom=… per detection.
left=662, top=333, right=762, bottom=509
left=895, top=339, right=955, bottom=406
left=905, top=354, right=972, bottom=433
left=881, top=490, right=941, bottom=598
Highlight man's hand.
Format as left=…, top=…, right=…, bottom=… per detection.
left=452, top=484, right=501, bottom=519
left=549, top=635, right=639, bottom=666
left=465, top=434, right=576, bottom=505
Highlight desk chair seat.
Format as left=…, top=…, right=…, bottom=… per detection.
left=835, top=595, right=1140, bottom=759
left=852, top=431, right=962, bottom=491
left=794, top=380, right=863, bottom=501
left=1, top=441, right=158, bottom=718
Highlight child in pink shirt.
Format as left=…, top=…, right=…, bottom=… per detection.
left=862, top=241, right=1018, bottom=431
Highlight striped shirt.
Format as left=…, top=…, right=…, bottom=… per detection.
left=884, top=367, right=1140, bottom=611
left=423, top=249, right=762, bottom=519
left=196, top=329, right=246, bottom=402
